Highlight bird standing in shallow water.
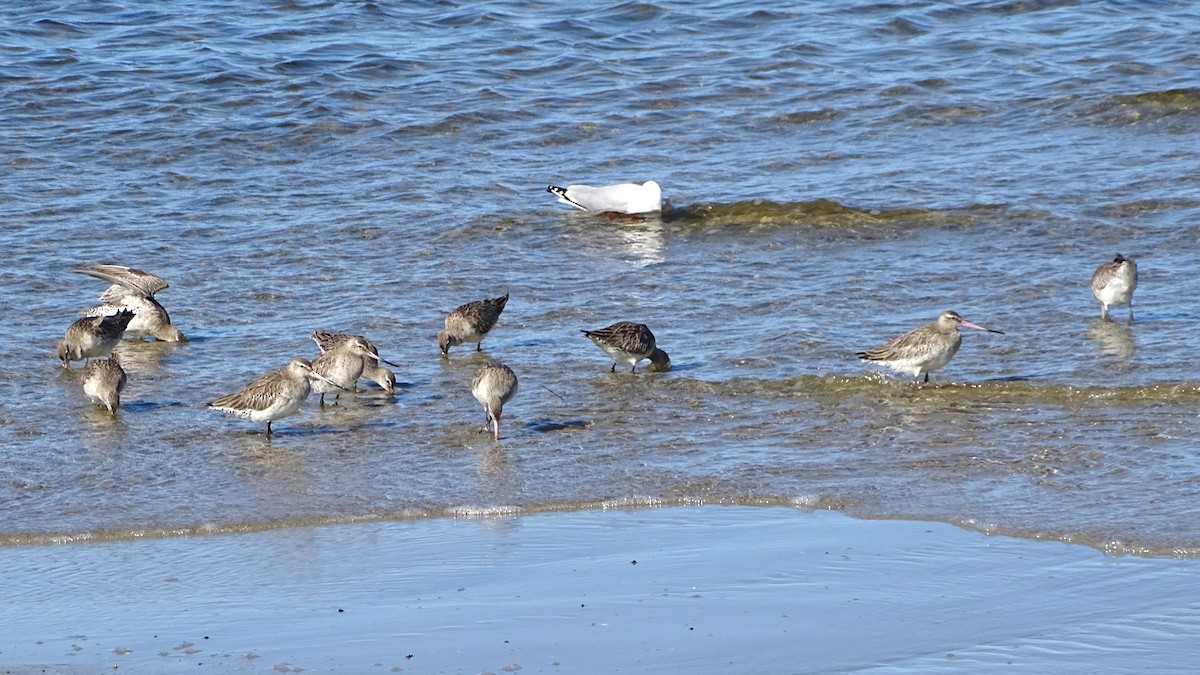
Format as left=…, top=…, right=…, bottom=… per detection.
left=472, top=362, right=518, bottom=441
left=546, top=181, right=663, bottom=214
left=1091, top=254, right=1138, bottom=323
left=311, top=334, right=397, bottom=406
left=581, top=321, right=671, bottom=373
left=76, top=264, right=186, bottom=342
left=312, top=331, right=397, bottom=394
left=82, top=355, right=127, bottom=414
left=57, top=309, right=135, bottom=367
left=208, top=357, right=342, bottom=437
left=857, top=310, right=1004, bottom=383
left=438, top=293, right=509, bottom=356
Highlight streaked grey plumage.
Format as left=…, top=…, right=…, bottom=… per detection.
left=208, top=357, right=339, bottom=437
left=546, top=181, right=663, bottom=214
left=312, top=331, right=396, bottom=394
left=581, top=321, right=671, bottom=373
left=57, top=309, right=135, bottom=367
left=1091, top=254, right=1138, bottom=322
left=438, top=293, right=509, bottom=356
left=76, top=264, right=186, bottom=342
left=472, top=361, right=519, bottom=441
left=857, top=310, right=1004, bottom=383
left=310, top=333, right=396, bottom=406
left=82, top=355, right=127, bottom=414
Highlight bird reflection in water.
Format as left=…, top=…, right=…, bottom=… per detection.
left=1087, top=319, right=1136, bottom=360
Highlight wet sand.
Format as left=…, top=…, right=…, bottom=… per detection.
left=3, top=506, right=1198, bottom=673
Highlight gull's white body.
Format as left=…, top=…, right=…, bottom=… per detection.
left=548, top=181, right=662, bottom=214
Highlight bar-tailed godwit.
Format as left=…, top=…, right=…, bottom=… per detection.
left=57, top=309, right=135, bottom=367
left=857, top=310, right=1004, bottom=383
left=581, top=321, right=671, bottom=373
left=438, top=293, right=509, bottom=356
left=208, top=357, right=341, bottom=437
left=471, top=361, right=518, bottom=441
left=76, top=264, right=186, bottom=342
left=82, top=355, right=127, bottom=414
left=311, top=333, right=397, bottom=406
left=1091, top=254, right=1138, bottom=322
left=312, top=331, right=396, bottom=394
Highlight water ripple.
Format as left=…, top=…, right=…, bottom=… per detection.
left=2, top=0, right=1200, bottom=554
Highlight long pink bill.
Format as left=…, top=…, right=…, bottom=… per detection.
left=365, top=352, right=399, bottom=367
left=961, top=320, right=1005, bottom=335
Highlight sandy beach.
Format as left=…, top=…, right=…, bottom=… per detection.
left=3, top=506, right=1198, bottom=674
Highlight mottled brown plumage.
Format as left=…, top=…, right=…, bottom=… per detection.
left=312, top=331, right=397, bottom=394
left=76, top=264, right=185, bottom=342
left=57, top=309, right=135, bottom=367
left=857, top=310, right=1004, bottom=383
left=581, top=321, right=671, bottom=373
left=208, top=357, right=340, bottom=437
left=438, top=293, right=509, bottom=355
left=82, top=355, right=127, bottom=414
left=1091, top=254, right=1138, bottom=322
left=471, top=361, right=519, bottom=441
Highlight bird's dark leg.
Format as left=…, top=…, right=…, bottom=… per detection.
left=319, top=393, right=326, bottom=407
left=476, top=339, right=483, bottom=352
left=630, top=364, right=636, bottom=373
left=610, top=363, right=616, bottom=373
left=1128, top=305, right=1134, bottom=325
left=265, top=421, right=273, bottom=438
left=923, top=373, right=930, bottom=383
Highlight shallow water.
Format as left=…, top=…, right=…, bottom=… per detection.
left=3, top=0, right=1200, bottom=555
left=6, top=507, right=1200, bottom=673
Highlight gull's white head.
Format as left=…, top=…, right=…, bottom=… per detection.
left=632, top=180, right=663, bottom=213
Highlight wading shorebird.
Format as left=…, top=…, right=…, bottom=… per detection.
left=547, top=180, right=662, bottom=215
left=57, top=309, right=135, bottom=367
left=438, top=293, right=509, bottom=356
left=310, top=333, right=398, bottom=405
left=76, top=264, right=186, bottom=342
left=471, top=361, right=518, bottom=441
left=312, top=331, right=397, bottom=394
left=208, top=357, right=343, bottom=437
left=1091, top=254, right=1138, bottom=323
left=82, top=355, right=127, bottom=414
left=857, top=310, right=1004, bottom=383
left=581, top=321, right=671, bottom=373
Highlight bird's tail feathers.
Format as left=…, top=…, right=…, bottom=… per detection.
left=547, top=185, right=587, bottom=210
